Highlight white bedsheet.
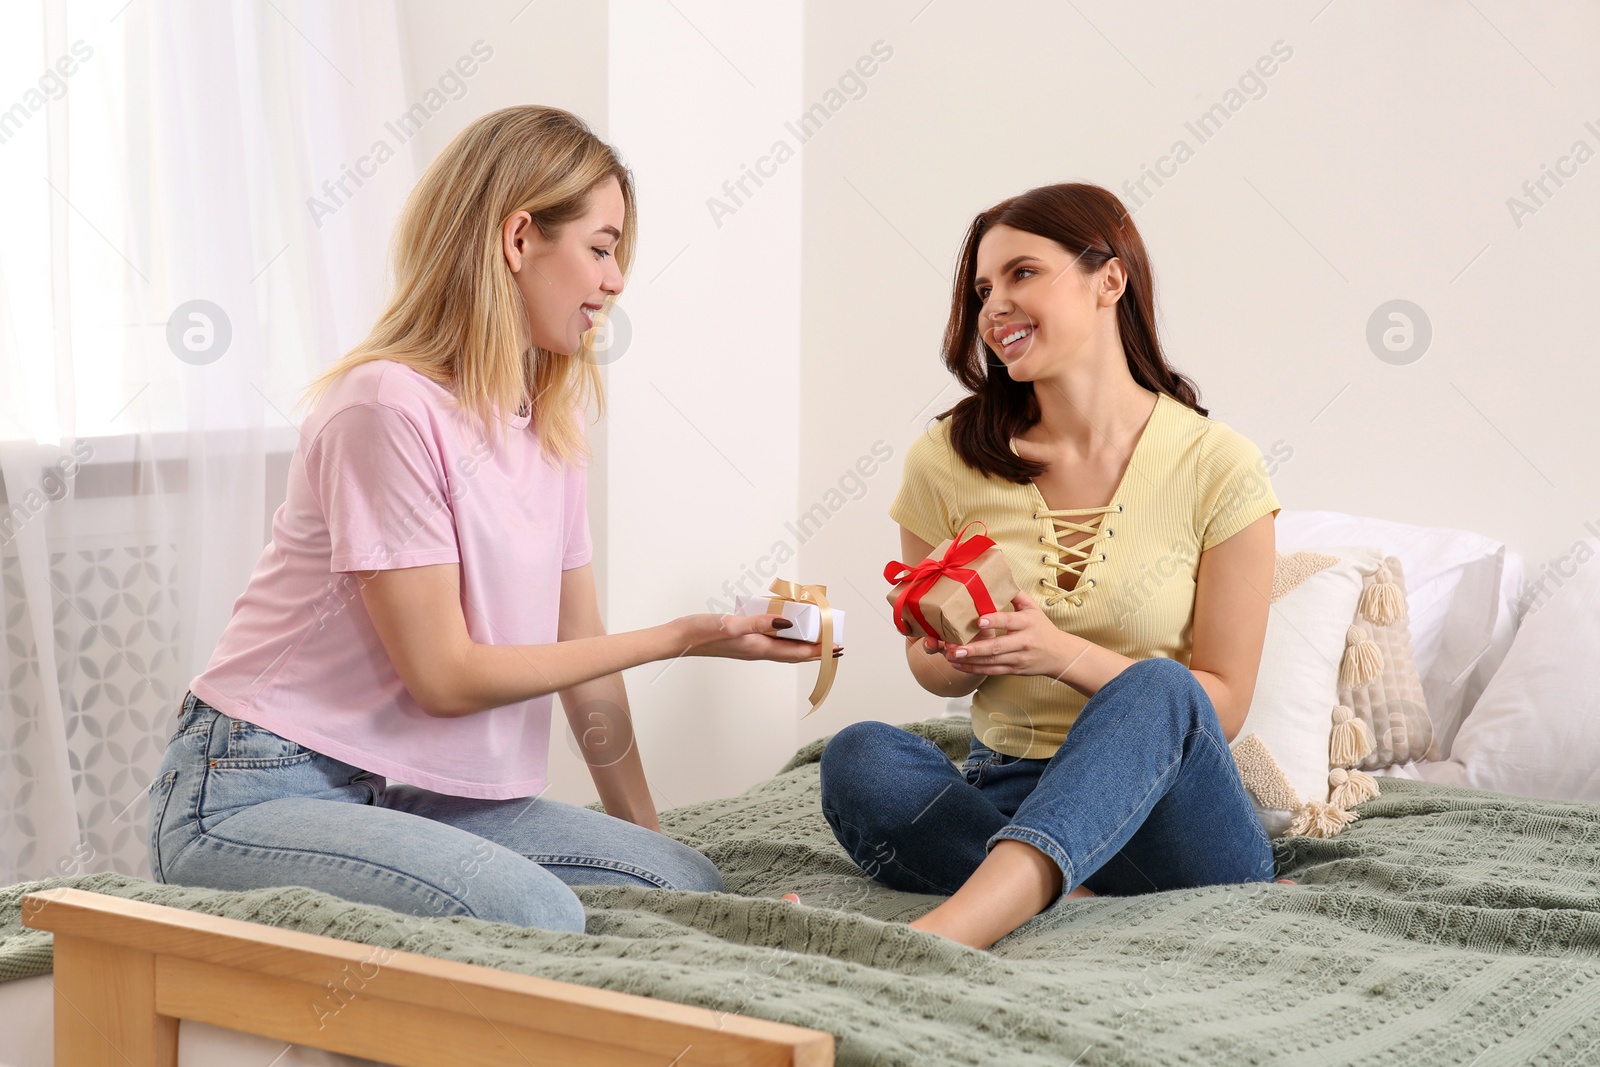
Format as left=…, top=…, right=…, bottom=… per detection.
left=0, top=974, right=394, bottom=1067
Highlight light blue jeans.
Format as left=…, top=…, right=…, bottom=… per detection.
left=147, top=693, right=724, bottom=932
left=819, top=657, right=1276, bottom=898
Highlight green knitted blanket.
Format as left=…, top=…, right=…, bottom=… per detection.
left=4, top=717, right=1600, bottom=1066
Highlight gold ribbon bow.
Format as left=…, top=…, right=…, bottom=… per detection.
left=764, top=578, right=837, bottom=718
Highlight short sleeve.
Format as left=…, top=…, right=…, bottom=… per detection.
left=561, top=460, right=593, bottom=569
left=1197, top=425, right=1282, bottom=553
left=306, top=404, right=461, bottom=573
left=889, top=426, right=957, bottom=548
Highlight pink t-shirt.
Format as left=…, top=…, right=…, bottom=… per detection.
left=190, top=359, right=592, bottom=799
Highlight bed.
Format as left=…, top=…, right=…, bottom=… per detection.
left=5, top=715, right=1600, bottom=1066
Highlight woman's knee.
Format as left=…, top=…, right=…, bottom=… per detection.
left=819, top=720, right=904, bottom=803
left=822, top=719, right=897, bottom=766
left=1124, top=655, right=1196, bottom=690
left=441, top=860, right=587, bottom=932
left=551, top=825, right=725, bottom=893
left=820, top=722, right=961, bottom=874
left=1109, top=657, right=1215, bottom=723
left=649, top=839, right=725, bottom=893
left=483, top=887, right=587, bottom=933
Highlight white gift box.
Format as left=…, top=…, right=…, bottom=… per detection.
left=733, top=594, right=846, bottom=644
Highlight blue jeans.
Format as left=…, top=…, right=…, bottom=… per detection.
left=147, top=693, right=724, bottom=932
left=819, top=657, right=1275, bottom=898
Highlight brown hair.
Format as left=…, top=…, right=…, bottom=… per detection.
left=300, top=105, right=636, bottom=464
left=936, top=182, right=1205, bottom=483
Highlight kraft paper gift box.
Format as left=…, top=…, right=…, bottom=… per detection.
left=883, top=521, right=1019, bottom=646
left=733, top=592, right=847, bottom=644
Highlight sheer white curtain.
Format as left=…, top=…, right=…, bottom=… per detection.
left=0, top=0, right=415, bottom=884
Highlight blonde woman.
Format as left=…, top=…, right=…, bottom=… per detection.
left=148, top=106, right=830, bottom=932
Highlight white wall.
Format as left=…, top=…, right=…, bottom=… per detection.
left=395, top=0, right=1600, bottom=806
left=602, top=0, right=805, bottom=808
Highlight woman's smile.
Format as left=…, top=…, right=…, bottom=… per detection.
left=1000, top=324, right=1034, bottom=359
left=990, top=319, right=1038, bottom=360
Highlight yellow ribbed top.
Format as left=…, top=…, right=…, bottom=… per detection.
left=889, top=392, right=1282, bottom=759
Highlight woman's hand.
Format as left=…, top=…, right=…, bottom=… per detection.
left=677, top=613, right=844, bottom=663
left=918, top=633, right=983, bottom=657
left=942, top=591, right=1083, bottom=679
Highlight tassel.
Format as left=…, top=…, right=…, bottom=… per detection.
left=1339, top=624, right=1384, bottom=688
left=1328, top=766, right=1380, bottom=808
left=1288, top=800, right=1357, bottom=838
left=1358, top=564, right=1403, bottom=627
left=1330, top=705, right=1375, bottom=765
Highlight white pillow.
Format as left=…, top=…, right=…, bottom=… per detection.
left=1276, top=510, right=1521, bottom=758
left=1420, top=539, right=1600, bottom=801
left=1231, top=546, right=1380, bottom=835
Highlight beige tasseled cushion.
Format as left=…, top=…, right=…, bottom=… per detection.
left=1339, top=556, right=1434, bottom=767
left=1270, top=550, right=1342, bottom=602
left=1231, top=733, right=1301, bottom=812
left=1230, top=549, right=1385, bottom=839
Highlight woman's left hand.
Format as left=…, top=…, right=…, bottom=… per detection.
left=943, top=590, right=1083, bottom=679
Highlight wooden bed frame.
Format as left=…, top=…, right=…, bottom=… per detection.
left=21, top=887, right=834, bottom=1066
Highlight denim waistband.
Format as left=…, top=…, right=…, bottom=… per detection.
left=177, top=689, right=218, bottom=728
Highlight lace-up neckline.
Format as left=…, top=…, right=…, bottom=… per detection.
left=1012, top=393, right=1165, bottom=609
left=1031, top=502, right=1122, bottom=608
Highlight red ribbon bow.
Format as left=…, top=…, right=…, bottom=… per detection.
left=883, top=521, right=1001, bottom=640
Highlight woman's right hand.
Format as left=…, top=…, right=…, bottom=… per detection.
left=677, top=613, right=844, bottom=663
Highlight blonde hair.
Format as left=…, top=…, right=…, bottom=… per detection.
left=300, top=105, right=636, bottom=463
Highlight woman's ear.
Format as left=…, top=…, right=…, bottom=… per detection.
left=502, top=210, right=533, bottom=273
left=1097, top=257, right=1127, bottom=307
